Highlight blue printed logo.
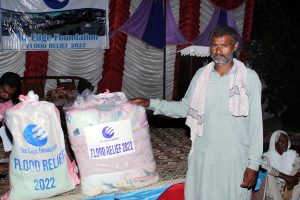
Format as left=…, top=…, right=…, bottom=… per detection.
left=43, top=0, right=69, bottom=9
left=23, top=124, right=48, bottom=147
left=102, top=126, right=114, bottom=139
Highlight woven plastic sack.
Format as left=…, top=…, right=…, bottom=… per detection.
left=4, top=91, right=79, bottom=200
left=65, top=91, right=159, bottom=196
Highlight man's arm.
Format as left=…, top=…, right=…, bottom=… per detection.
left=130, top=98, right=150, bottom=107
left=130, top=94, right=190, bottom=118
left=240, top=70, right=263, bottom=188
left=130, top=68, right=204, bottom=118
left=246, top=70, right=263, bottom=171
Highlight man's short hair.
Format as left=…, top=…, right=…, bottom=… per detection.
left=209, top=25, right=238, bottom=43
left=0, top=72, right=21, bottom=104
left=0, top=72, right=21, bottom=89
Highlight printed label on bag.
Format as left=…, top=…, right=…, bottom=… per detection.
left=13, top=149, right=66, bottom=172
left=23, top=124, right=48, bottom=147
left=83, top=119, right=135, bottom=159
left=12, top=123, right=67, bottom=174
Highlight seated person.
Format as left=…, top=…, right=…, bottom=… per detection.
left=262, top=130, right=300, bottom=200
left=0, top=72, right=21, bottom=173
left=0, top=72, right=21, bottom=122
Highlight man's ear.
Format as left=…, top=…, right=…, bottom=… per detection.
left=234, top=42, right=239, bottom=51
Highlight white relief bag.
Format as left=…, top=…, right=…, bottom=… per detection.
left=65, top=91, right=159, bottom=196
left=3, top=91, right=79, bottom=200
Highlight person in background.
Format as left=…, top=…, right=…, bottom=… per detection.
left=262, top=130, right=300, bottom=200
left=0, top=72, right=21, bottom=123
left=130, top=25, right=263, bottom=200
left=0, top=72, right=21, bottom=174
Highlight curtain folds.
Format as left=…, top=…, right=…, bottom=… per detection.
left=121, top=0, right=179, bottom=100
left=239, top=0, right=254, bottom=62
left=46, top=49, right=104, bottom=93
left=178, top=0, right=200, bottom=43
left=24, top=52, right=48, bottom=77
left=165, top=0, right=187, bottom=46
left=209, top=0, right=244, bottom=10
left=0, top=51, right=25, bottom=76
left=0, top=0, right=252, bottom=101
left=23, top=51, right=48, bottom=93
left=172, top=0, right=201, bottom=100
left=120, top=0, right=186, bottom=48
left=192, top=8, right=244, bottom=47
left=98, top=0, right=131, bottom=93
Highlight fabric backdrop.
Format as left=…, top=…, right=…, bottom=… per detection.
left=0, top=0, right=254, bottom=101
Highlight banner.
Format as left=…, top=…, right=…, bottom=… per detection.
left=0, top=0, right=109, bottom=50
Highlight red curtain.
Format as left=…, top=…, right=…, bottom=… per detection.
left=239, top=0, right=254, bottom=63
left=23, top=51, right=49, bottom=93
left=24, top=51, right=49, bottom=77
left=22, top=1, right=253, bottom=94
left=172, top=0, right=201, bottom=100
left=98, top=0, right=131, bottom=93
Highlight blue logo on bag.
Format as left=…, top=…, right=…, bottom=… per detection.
left=23, top=124, right=48, bottom=147
left=43, top=0, right=69, bottom=9
left=102, top=126, right=114, bottom=139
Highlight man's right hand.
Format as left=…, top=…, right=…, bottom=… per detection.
left=129, top=98, right=150, bottom=107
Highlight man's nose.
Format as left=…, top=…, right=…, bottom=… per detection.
left=216, top=46, right=222, bottom=54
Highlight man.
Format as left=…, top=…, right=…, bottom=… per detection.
left=131, top=25, right=263, bottom=199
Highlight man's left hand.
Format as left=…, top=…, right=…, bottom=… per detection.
left=240, top=167, right=258, bottom=188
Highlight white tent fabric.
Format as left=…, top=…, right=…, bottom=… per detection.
left=200, top=0, right=245, bottom=35
left=122, top=0, right=178, bottom=100
left=199, top=0, right=216, bottom=34
left=0, top=0, right=246, bottom=101
left=188, top=0, right=246, bottom=57
left=46, top=49, right=104, bottom=93
left=234, top=1, right=246, bottom=35
left=0, top=51, right=25, bottom=77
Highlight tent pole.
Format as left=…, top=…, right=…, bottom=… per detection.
left=163, top=48, right=166, bottom=100
left=163, top=0, right=166, bottom=100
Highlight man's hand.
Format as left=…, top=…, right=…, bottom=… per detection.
left=129, top=98, right=150, bottom=107
left=240, top=167, right=258, bottom=188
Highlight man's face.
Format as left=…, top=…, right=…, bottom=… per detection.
left=275, top=133, right=288, bottom=155
left=210, top=35, right=238, bottom=65
left=0, top=84, right=17, bottom=102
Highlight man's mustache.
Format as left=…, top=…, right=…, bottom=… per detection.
left=212, top=54, right=225, bottom=57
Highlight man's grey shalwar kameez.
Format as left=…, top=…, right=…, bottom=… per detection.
left=149, top=61, right=263, bottom=200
